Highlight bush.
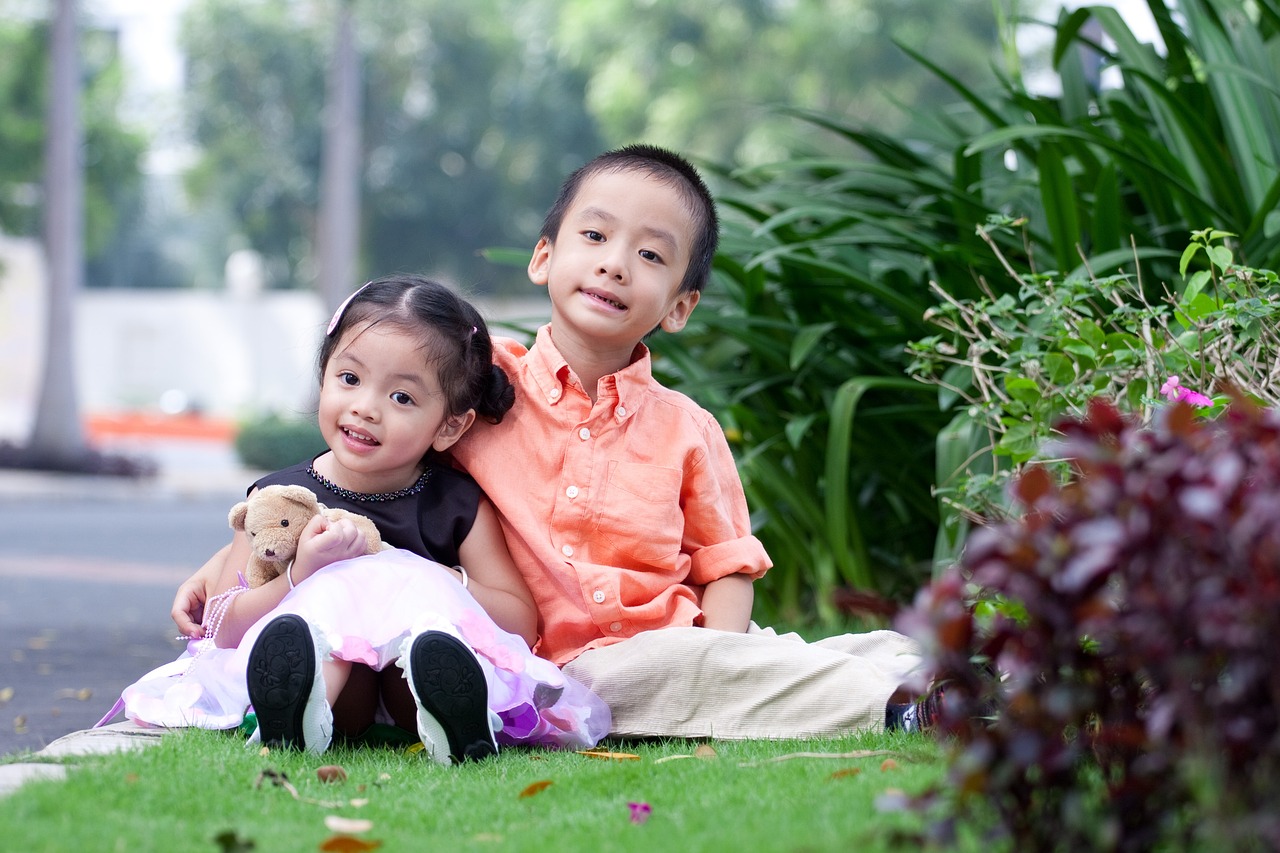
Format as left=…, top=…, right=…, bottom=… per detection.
left=897, top=396, right=1280, bottom=851
left=233, top=415, right=326, bottom=471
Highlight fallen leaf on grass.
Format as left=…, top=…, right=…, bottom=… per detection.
left=253, top=769, right=350, bottom=809
left=324, top=816, right=373, bottom=834
left=519, top=780, right=554, bottom=798
left=654, top=743, right=718, bottom=764
left=317, top=765, right=348, bottom=783
left=738, top=749, right=896, bottom=767
left=829, top=768, right=862, bottom=780
left=879, top=759, right=899, bottom=772
left=319, top=836, right=381, bottom=852
left=575, top=748, right=640, bottom=761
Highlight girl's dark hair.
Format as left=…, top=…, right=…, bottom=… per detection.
left=539, top=143, right=719, bottom=295
left=318, top=275, right=515, bottom=424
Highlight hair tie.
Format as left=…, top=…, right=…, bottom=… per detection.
left=469, top=325, right=478, bottom=338
left=327, top=282, right=372, bottom=335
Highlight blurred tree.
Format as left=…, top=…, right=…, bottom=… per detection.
left=316, top=0, right=362, bottom=313
left=0, top=13, right=146, bottom=273
left=548, top=0, right=1005, bottom=165
left=30, top=0, right=85, bottom=461
left=179, top=0, right=603, bottom=293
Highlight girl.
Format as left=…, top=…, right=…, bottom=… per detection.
left=115, top=275, right=610, bottom=762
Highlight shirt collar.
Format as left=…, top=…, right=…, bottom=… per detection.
left=529, top=324, right=650, bottom=416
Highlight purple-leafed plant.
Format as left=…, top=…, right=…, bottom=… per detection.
left=897, top=394, right=1280, bottom=851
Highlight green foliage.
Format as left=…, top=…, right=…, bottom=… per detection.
left=233, top=414, right=326, bottom=472
left=0, top=16, right=146, bottom=271
left=908, top=228, right=1280, bottom=538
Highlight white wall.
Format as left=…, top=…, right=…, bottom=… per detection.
left=0, top=235, right=549, bottom=442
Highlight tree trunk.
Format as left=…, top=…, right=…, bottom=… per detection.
left=30, top=0, right=86, bottom=460
left=316, top=0, right=363, bottom=316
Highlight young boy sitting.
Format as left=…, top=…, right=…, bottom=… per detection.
left=172, top=144, right=935, bottom=738
left=448, top=144, right=929, bottom=739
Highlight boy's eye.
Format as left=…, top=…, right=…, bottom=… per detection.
left=391, top=391, right=415, bottom=406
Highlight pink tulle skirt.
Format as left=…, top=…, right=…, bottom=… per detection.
left=121, top=549, right=610, bottom=750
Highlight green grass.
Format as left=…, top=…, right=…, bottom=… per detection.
left=0, top=729, right=965, bottom=852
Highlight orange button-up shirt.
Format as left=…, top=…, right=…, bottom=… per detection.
left=451, top=325, right=771, bottom=665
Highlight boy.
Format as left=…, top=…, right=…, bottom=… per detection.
left=448, top=145, right=926, bottom=738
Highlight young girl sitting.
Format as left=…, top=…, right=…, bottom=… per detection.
left=115, top=275, right=610, bottom=762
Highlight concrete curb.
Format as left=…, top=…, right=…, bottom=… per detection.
left=0, top=722, right=166, bottom=798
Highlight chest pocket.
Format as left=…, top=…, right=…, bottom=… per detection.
left=595, top=461, right=684, bottom=564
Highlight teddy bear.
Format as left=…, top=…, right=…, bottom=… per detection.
left=229, top=484, right=385, bottom=587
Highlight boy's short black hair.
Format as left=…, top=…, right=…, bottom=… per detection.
left=540, top=144, right=719, bottom=294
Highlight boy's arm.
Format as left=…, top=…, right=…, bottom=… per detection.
left=699, top=573, right=754, bottom=632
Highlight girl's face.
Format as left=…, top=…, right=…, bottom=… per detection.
left=317, top=322, right=474, bottom=493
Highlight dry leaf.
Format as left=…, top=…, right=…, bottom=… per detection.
left=54, top=688, right=92, bottom=701
left=829, top=768, right=862, bottom=780
left=879, top=759, right=899, bottom=772
left=0, top=687, right=14, bottom=704
left=26, top=636, right=50, bottom=651
left=575, top=748, right=641, bottom=761
left=652, top=755, right=693, bottom=765
left=324, top=816, right=373, bottom=834
left=694, top=744, right=717, bottom=760
left=317, top=765, right=348, bottom=784
left=259, top=746, right=271, bottom=756
left=125, top=773, right=140, bottom=784
left=319, top=836, right=382, bottom=852
left=13, top=715, right=27, bottom=734
left=519, top=780, right=554, bottom=798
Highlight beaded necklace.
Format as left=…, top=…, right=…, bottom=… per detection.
left=306, top=465, right=431, bottom=502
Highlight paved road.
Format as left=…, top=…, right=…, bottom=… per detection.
left=0, top=463, right=252, bottom=757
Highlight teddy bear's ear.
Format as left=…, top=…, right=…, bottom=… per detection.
left=279, top=484, right=321, bottom=513
left=229, top=501, right=249, bottom=531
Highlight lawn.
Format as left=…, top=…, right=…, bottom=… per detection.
left=0, top=728, right=968, bottom=852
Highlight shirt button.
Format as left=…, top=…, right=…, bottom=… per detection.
left=616, top=406, right=627, bottom=418
left=609, top=621, right=622, bottom=632
left=578, top=427, right=591, bottom=440
left=566, top=485, right=579, bottom=499
left=561, top=544, right=574, bottom=557
left=549, top=386, right=561, bottom=400
left=592, top=590, right=606, bottom=604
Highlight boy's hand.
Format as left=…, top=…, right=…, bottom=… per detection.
left=290, top=514, right=369, bottom=583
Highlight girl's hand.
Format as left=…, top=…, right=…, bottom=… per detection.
left=172, top=576, right=208, bottom=638
left=291, top=514, right=369, bottom=583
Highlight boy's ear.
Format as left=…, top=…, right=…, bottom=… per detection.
left=660, top=290, right=700, bottom=334
left=527, top=237, right=552, bottom=287
left=432, top=409, right=477, bottom=452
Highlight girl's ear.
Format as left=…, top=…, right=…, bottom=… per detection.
left=432, top=409, right=477, bottom=452
left=527, top=237, right=553, bottom=287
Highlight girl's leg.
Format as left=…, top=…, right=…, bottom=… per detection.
left=329, top=661, right=381, bottom=739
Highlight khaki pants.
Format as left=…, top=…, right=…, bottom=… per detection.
left=562, top=624, right=923, bottom=740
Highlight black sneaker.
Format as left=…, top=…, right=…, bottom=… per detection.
left=400, top=630, right=498, bottom=765
left=246, top=614, right=332, bottom=753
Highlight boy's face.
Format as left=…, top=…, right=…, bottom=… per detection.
left=528, top=169, right=700, bottom=351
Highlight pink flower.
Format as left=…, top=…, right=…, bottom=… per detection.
left=1159, top=375, right=1213, bottom=408
left=628, top=802, right=652, bottom=824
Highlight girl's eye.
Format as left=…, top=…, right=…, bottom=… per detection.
left=640, top=249, right=662, bottom=263
left=583, top=230, right=604, bottom=242
left=391, top=391, right=415, bottom=406
left=338, top=371, right=359, bottom=386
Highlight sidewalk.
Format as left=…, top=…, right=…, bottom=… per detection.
left=0, top=423, right=262, bottom=798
